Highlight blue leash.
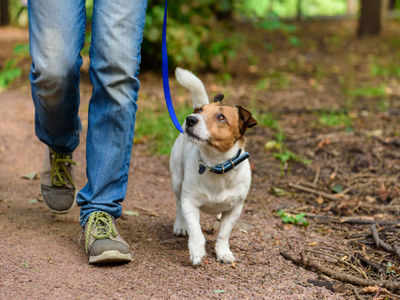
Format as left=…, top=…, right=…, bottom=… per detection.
left=162, top=0, right=184, bottom=133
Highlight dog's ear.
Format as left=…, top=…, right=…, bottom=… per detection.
left=237, top=106, right=257, bottom=135
left=213, top=94, right=224, bottom=103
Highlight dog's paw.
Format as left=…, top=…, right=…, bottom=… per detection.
left=190, top=247, right=206, bottom=266
left=189, top=236, right=206, bottom=265
left=173, top=220, right=188, bottom=236
left=216, top=245, right=235, bottom=264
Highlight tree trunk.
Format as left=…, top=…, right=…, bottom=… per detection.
left=347, top=0, right=358, bottom=15
left=0, top=0, right=10, bottom=26
left=357, top=0, right=382, bottom=37
left=296, top=0, right=303, bottom=21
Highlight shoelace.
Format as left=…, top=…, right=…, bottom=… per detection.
left=85, top=212, right=117, bottom=252
left=50, top=150, right=76, bottom=188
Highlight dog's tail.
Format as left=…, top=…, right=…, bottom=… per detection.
left=175, top=67, right=209, bottom=108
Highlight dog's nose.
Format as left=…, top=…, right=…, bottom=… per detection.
left=186, top=116, right=198, bottom=128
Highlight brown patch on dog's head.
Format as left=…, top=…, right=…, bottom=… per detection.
left=195, top=103, right=257, bottom=152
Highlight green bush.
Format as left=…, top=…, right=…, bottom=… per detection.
left=141, top=0, right=238, bottom=71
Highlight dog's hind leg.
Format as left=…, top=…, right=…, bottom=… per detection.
left=215, top=203, right=244, bottom=264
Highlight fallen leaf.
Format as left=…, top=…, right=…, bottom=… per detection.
left=21, top=172, right=39, bottom=180
left=331, top=184, right=343, bottom=193
left=362, top=286, right=379, bottom=294
left=28, top=199, right=38, bottom=204
left=123, top=210, right=139, bottom=217
left=270, top=187, right=287, bottom=197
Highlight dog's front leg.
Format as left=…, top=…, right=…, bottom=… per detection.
left=216, top=203, right=244, bottom=263
left=182, top=199, right=206, bottom=265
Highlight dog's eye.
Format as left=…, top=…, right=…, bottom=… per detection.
left=217, top=113, right=226, bottom=122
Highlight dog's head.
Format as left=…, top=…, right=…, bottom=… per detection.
left=185, top=94, right=257, bottom=152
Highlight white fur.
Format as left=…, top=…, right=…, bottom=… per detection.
left=170, top=68, right=252, bottom=265
left=175, top=67, right=209, bottom=108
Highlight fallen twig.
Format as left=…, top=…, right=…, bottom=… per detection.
left=370, top=224, right=400, bottom=258
left=340, top=216, right=400, bottom=226
left=289, top=183, right=348, bottom=201
left=132, top=205, right=159, bottom=217
left=280, top=250, right=400, bottom=292
left=352, top=287, right=364, bottom=300
left=313, top=165, right=320, bottom=185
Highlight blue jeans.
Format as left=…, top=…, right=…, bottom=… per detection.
left=28, top=0, right=148, bottom=226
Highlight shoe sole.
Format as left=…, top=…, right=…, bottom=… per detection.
left=47, top=191, right=77, bottom=215
left=89, top=250, right=132, bottom=264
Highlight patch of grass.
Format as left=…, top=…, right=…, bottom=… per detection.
left=216, top=72, right=233, bottom=84
left=277, top=210, right=309, bottom=226
left=319, top=112, right=352, bottom=128
left=256, top=71, right=290, bottom=91
left=288, top=36, right=301, bottom=47
left=347, top=85, right=386, bottom=98
left=265, top=130, right=311, bottom=174
left=370, top=62, right=400, bottom=79
left=0, top=59, right=22, bottom=91
left=0, top=43, right=28, bottom=92
left=135, top=104, right=193, bottom=155
left=255, top=112, right=279, bottom=130
left=13, top=44, right=30, bottom=56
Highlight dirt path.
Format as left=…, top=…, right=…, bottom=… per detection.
left=3, top=21, right=400, bottom=299
left=0, top=83, right=341, bottom=300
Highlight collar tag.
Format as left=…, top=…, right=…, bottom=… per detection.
left=199, top=164, right=207, bottom=174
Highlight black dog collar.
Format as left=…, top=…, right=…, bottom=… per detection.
left=198, top=149, right=250, bottom=175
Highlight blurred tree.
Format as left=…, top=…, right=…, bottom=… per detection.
left=296, top=0, right=303, bottom=20
left=141, top=0, right=238, bottom=71
left=0, top=0, right=10, bottom=26
left=357, top=0, right=382, bottom=37
left=346, top=0, right=358, bottom=15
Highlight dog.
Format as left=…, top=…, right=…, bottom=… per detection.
left=169, top=67, right=257, bottom=265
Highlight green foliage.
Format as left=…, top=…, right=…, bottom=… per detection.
left=142, top=0, right=239, bottom=70
left=265, top=129, right=311, bottom=173
left=0, top=59, right=22, bottom=91
left=319, top=112, right=352, bottom=128
left=258, top=17, right=297, bottom=33
left=13, top=44, right=29, bottom=56
left=288, top=36, right=301, bottom=47
left=238, top=0, right=347, bottom=19
left=256, top=71, right=290, bottom=91
left=277, top=210, right=309, bottom=226
left=348, top=86, right=386, bottom=98
left=331, top=183, right=343, bottom=194
left=0, top=43, right=29, bottom=91
left=255, top=112, right=279, bottom=130
left=135, top=104, right=193, bottom=155
left=370, top=62, right=400, bottom=79
left=273, top=148, right=311, bottom=169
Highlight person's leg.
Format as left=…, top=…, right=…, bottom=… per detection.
left=77, top=0, right=147, bottom=263
left=77, top=0, right=147, bottom=225
left=28, top=0, right=85, bottom=153
left=28, top=0, right=85, bottom=213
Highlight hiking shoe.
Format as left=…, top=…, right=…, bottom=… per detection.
left=41, top=148, right=76, bottom=214
left=83, top=211, right=132, bottom=264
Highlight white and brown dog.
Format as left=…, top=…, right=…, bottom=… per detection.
left=170, top=68, right=257, bottom=265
